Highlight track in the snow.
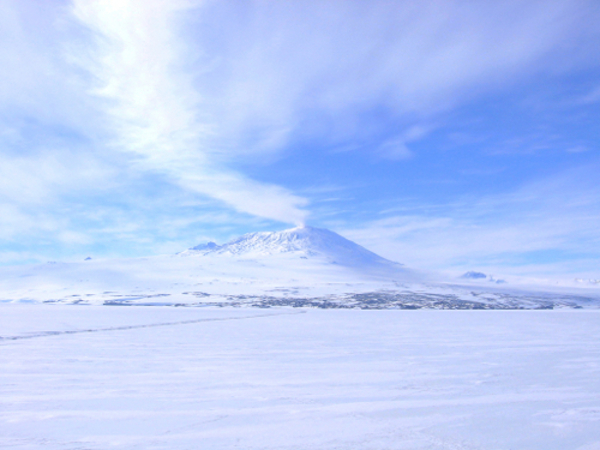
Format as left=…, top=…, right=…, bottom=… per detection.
left=0, top=310, right=305, bottom=342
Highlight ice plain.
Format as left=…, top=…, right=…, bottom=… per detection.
left=2, top=305, right=600, bottom=450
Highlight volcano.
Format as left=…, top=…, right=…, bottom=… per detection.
left=182, top=225, right=404, bottom=273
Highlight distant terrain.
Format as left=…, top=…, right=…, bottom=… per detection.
left=1, top=226, right=598, bottom=309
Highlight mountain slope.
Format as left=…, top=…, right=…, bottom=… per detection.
left=182, top=225, right=404, bottom=272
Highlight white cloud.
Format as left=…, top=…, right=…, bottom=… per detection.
left=0, top=151, right=112, bottom=205
left=0, top=0, right=99, bottom=136
left=69, top=0, right=309, bottom=225
left=375, top=125, right=433, bottom=160
left=185, top=0, right=600, bottom=156
left=377, top=138, right=413, bottom=160
left=341, top=164, right=600, bottom=278
left=0, top=149, right=117, bottom=243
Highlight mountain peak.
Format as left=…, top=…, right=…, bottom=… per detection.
left=183, top=226, right=403, bottom=272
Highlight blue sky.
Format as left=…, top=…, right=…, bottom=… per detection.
left=1, top=0, right=599, bottom=279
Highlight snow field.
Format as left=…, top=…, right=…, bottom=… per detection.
left=1, top=305, right=600, bottom=449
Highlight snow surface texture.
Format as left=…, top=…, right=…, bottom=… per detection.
left=2, top=305, right=600, bottom=450
left=0, top=226, right=598, bottom=308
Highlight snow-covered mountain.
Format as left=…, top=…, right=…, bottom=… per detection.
left=182, top=225, right=403, bottom=272
left=0, top=225, right=598, bottom=309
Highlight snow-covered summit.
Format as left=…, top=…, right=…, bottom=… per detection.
left=183, top=225, right=403, bottom=271
left=190, top=241, right=220, bottom=252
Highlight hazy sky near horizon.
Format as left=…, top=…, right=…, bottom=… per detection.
left=1, top=0, right=599, bottom=278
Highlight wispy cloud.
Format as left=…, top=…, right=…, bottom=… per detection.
left=1, top=0, right=599, bottom=267
left=185, top=0, right=600, bottom=157
left=342, top=163, right=600, bottom=278
left=69, top=0, right=308, bottom=225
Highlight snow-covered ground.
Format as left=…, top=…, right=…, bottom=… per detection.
left=1, top=226, right=598, bottom=309
left=2, top=225, right=599, bottom=448
left=2, top=305, right=600, bottom=449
